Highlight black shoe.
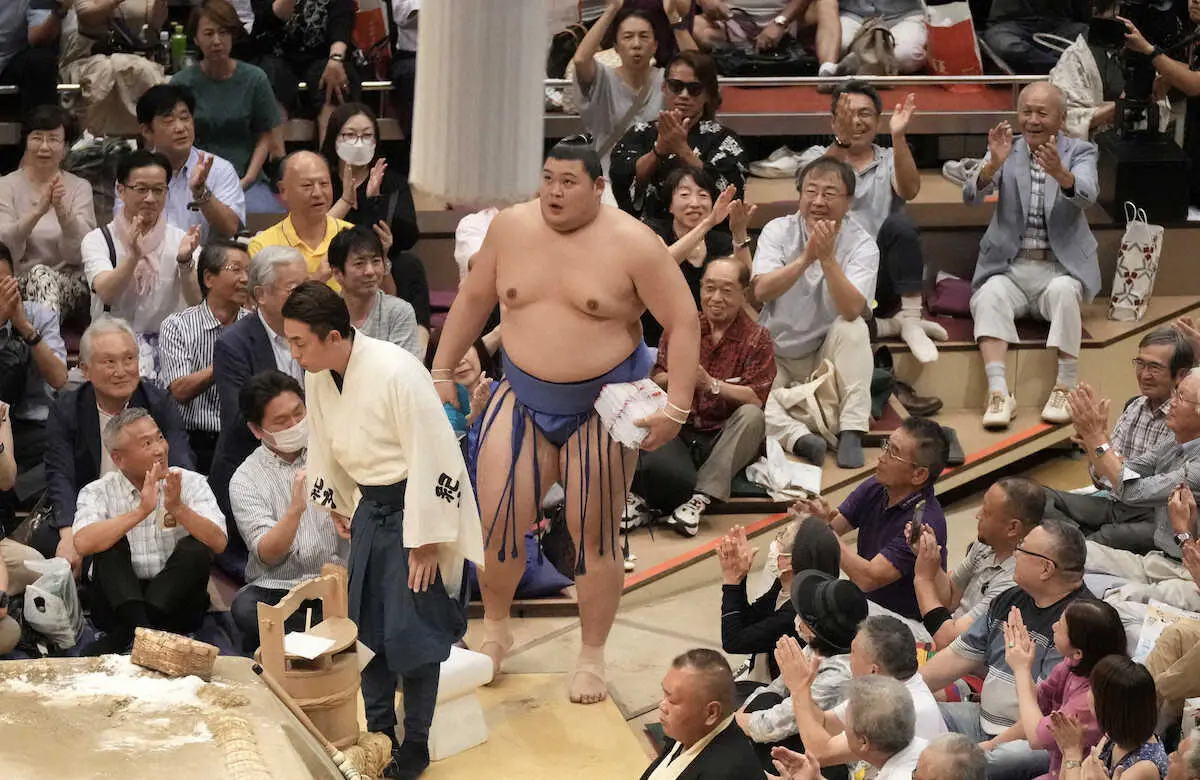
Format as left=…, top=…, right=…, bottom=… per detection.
left=894, top=381, right=943, bottom=417
left=383, top=740, right=431, bottom=780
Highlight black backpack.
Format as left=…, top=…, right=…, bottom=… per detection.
left=0, top=331, right=31, bottom=407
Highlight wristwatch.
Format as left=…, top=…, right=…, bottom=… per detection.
left=19, top=328, right=43, bottom=348
left=773, top=14, right=789, bottom=26
left=709, top=377, right=720, bottom=396
left=1094, top=442, right=1112, bottom=458
left=1175, top=532, right=1193, bottom=548
left=329, top=52, right=346, bottom=63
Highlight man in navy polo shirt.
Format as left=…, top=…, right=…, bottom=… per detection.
left=796, top=416, right=951, bottom=621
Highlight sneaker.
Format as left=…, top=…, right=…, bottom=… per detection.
left=981, top=391, right=1017, bottom=430
left=622, top=493, right=652, bottom=532
left=750, top=146, right=801, bottom=179
left=623, top=552, right=637, bottom=573
left=666, top=494, right=711, bottom=537
left=1041, top=385, right=1072, bottom=425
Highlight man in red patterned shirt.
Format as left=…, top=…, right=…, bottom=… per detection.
left=625, top=258, right=777, bottom=537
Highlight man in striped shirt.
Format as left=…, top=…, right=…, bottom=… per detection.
left=228, top=370, right=348, bottom=655
left=158, top=241, right=251, bottom=474
left=1102, top=328, right=1194, bottom=470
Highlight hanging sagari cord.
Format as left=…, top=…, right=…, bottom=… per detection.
left=410, top=0, right=549, bottom=204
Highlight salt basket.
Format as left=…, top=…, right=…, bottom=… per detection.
left=130, top=627, right=219, bottom=680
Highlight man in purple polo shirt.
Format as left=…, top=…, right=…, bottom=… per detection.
left=795, top=416, right=951, bottom=621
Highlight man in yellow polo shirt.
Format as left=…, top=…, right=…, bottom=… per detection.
left=248, top=151, right=353, bottom=292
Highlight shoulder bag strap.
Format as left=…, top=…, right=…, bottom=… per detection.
left=597, top=78, right=655, bottom=161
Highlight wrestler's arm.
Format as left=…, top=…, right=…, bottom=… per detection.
left=431, top=214, right=502, bottom=380
left=631, top=229, right=701, bottom=416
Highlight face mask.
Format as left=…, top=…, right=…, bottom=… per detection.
left=268, top=416, right=308, bottom=453
left=336, top=139, right=376, bottom=167
left=764, top=540, right=782, bottom=583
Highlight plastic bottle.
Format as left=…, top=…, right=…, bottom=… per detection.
left=170, top=24, right=187, bottom=73
left=159, top=30, right=170, bottom=70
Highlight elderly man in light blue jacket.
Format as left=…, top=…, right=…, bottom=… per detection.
left=964, top=82, right=1099, bottom=432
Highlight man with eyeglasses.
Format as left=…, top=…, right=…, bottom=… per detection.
left=1043, top=369, right=1200, bottom=557
left=793, top=417, right=951, bottom=622
left=157, top=242, right=252, bottom=477
left=921, top=518, right=1091, bottom=780
left=37, top=316, right=195, bottom=565
left=82, top=150, right=204, bottom=384
left=754, top=157, right=879, bottom=469
left=626, top=258, right=775, bottom=537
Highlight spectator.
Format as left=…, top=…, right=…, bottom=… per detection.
left=691, top=0, right=842, bottom=79
left=718, top=517, right=840, bottom=681
left=967, top=83, right=1099, bottom=430
left=735, top=569, right=867, bottom=761
left=797, top=83, right=946, bottom=363
left=1049, top=656, right=1169, bottom=780
left=320, top=102, right=431, bottom=340
left=327, top=226, right=421, bottom=359
left=248, top=0, right=360, bottom=145
left=1, top=399, right=47, bottom=656
left=1166, top=729, right=1200, bottom=780
left=1046, top=374, right=1200, bottom=559
left=640, top=167, right=754, bottom=347
left=990, top=598, right=1127, bottom=779
left=779, top=615, right=947, bottom=769
left=133, top=84, right=246, bottom=241
left=983, top=0, right=1089, bottom=74
left=570, top=2, right=696, bottom=178
left=913, top=477, right=1045, bottom=649
left=0, top=105, right=96, bottom=320
left=229, top=371, right=348, bottom=655
left=157, top=241, right=252, bottom=475
left=755, top=158, right=878, bottom=469
left=388, top=0, right=419, bottom=151
left=248, top=151, right=352, bottom=291
left=1146, top=614, right=1200, bottom=732
left=626, top=259, right=773, bottom=535
left=0, top=246, right=68, bottom=471
left=642, top=648, right=766, bottom=779
left=209, top=246, right=307, bottom=577
left=38, top=316, right=195, bottom=564
left=776, top=675, right=927, bottom=780
left=1102, top=328, right=1195, bottom=469
left=920, top=519, right=1092, bottom=780
left=173, top=0, right=286, bottom=215
left=610, top=50, right=747, bottom=221
left=795, top=417, right=951, bottom=622
left=915, top=734, right=987, bottom=780
left=73, top=408, right=226, bottom=655
left=838, top=0, right=927, bottom=73
left=81, top=150, right=204, bottom=381
left=0, top=1, right=60, bottom=113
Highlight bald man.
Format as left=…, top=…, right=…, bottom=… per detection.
left=964, top=82, right=1099, bottom=431
left=248, top=151, right=353, bottom=292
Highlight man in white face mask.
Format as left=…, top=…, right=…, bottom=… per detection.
left=228, top=369, right=349, bottom=655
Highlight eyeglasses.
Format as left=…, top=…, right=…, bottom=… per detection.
left=802, top=186, right=847, bottom=202
left=222, top=263, right=249, bottom=276
left=666, top=78, right=705, bottom=97
left=28, top=133, right=65, bottom=148
left=880, top=438, right=918, bottom=466
left=1172, top=388, right=1200, bottom=410
left=123, top=184, right=168, bottom=200
left=337, top=131, right=376, bottom=143
left=1015, top=545, right=1060, bottom=568
left=1132, top=357, right=1169, bottom=376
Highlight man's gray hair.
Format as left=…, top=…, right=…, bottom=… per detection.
left=1020, top=81, right=1068, bottom=118
left=845, top=675, right=916, bottom=758
left=859, top=615, right=918, bottom=680
left=101, top=407, right=154, bottom=452
left=1041, top=517, right=1087, bottom=575
left=924, top=734, right=986, bottom=780
left=79, top=315, right=136, bottom=366
left=250, top=245, right=306, bottom=292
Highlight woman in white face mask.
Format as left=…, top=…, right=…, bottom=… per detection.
left=320, top=102, right=430, bottom=346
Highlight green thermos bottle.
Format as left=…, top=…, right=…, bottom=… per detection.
left=169, top=24, right=187, bottom=73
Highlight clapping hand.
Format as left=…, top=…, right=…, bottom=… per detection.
left=0, top=276, right=20, bottom=325
left=890, top=93, right=917, bottom=136
left=716, top=524, right=757, bottom=584
left=366, top=158, right=387, bottom=199
left=655, top=111, right=692, bottom=158
left=163, top=467, right=183, bottom=512
left=772, top=748, right=822, bottom=780
left=1033, top=138, right=1069, bottom=184
left=987, top=121, right=1014, bottom=167
left=139, top=461, right=165, bottom=516
left=805, top=219, right=838, bottom=266
left=791, top=495, right=836, bottom=525
left=705, top=185, right=737, bottom=227
left=177, top=225, right=202, bottom=265
left=775, top=635, right=820, bottom=693
left=1067, top=383, right=1110, bottom=451
left=1047, top=710, right=1086, bottom=760
left=1002, top=606, right=1036, bottom=673
left=373, top=220, right=393, bottom=257
left=49, top=173, right=67, bottom=218
left=729, top=199, right=757, bottom=239
left=189, top=152, right=214, bottom=198
left=340, top=164, right=359, bottom=210
left=1168, top=482, right=1197, bottom=537
left=1083, top=747, right=1118, bottom=780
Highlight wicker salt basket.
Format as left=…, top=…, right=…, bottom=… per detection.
left=131, top=627, right=219, bottom=680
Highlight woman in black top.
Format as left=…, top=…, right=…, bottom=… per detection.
left=640, top=165, right=754, bottom=346
left=321, top=102, right=431, bottom=336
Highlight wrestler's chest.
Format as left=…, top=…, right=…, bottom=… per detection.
left=496, top=247, right=634, bottom=312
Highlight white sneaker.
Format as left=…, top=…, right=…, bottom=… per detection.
left=982, top=391, right=1017, bottom=430
left=750, top=146, right=801, bottom=179
left=1041, top=385, right=1072, bottom=425
left=623, top=552, right=637, bottom=573
left=621, top=493, right=653, bottom=532
left=666, top=494, right=711, bottom=538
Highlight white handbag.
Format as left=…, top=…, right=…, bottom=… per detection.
left=1109, top=202, right=1164, bottom=322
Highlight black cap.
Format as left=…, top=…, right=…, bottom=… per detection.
left=790, top=569, right=868, bottom=654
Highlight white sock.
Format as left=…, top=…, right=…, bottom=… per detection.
left=985, top=361, right=1009, bottom=396
left=1056, top=357, right=1078, bottom=388
left=818, top=61, right=838, bottom=77
left=898, top=294, right=923, bottom=320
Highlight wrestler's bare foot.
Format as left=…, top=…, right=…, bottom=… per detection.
left=479, top=617, right=513, bottom=681
left=569, top=644, right=608, bottom=705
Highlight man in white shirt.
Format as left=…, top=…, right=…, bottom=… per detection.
left=780, top=614, right=946, bottom=771
left=134, top=84, right=245, bottom=240
left=72, top=407, right=226, bottom=655
left=753, top=157, right=879, bottom=468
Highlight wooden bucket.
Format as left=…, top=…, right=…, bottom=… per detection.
left=256, top=565, right=360, bottom=749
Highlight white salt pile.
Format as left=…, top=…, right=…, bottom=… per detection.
left=0, top=655, right=218, bottom=710
left=99, top=721, right=213, bottom=752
